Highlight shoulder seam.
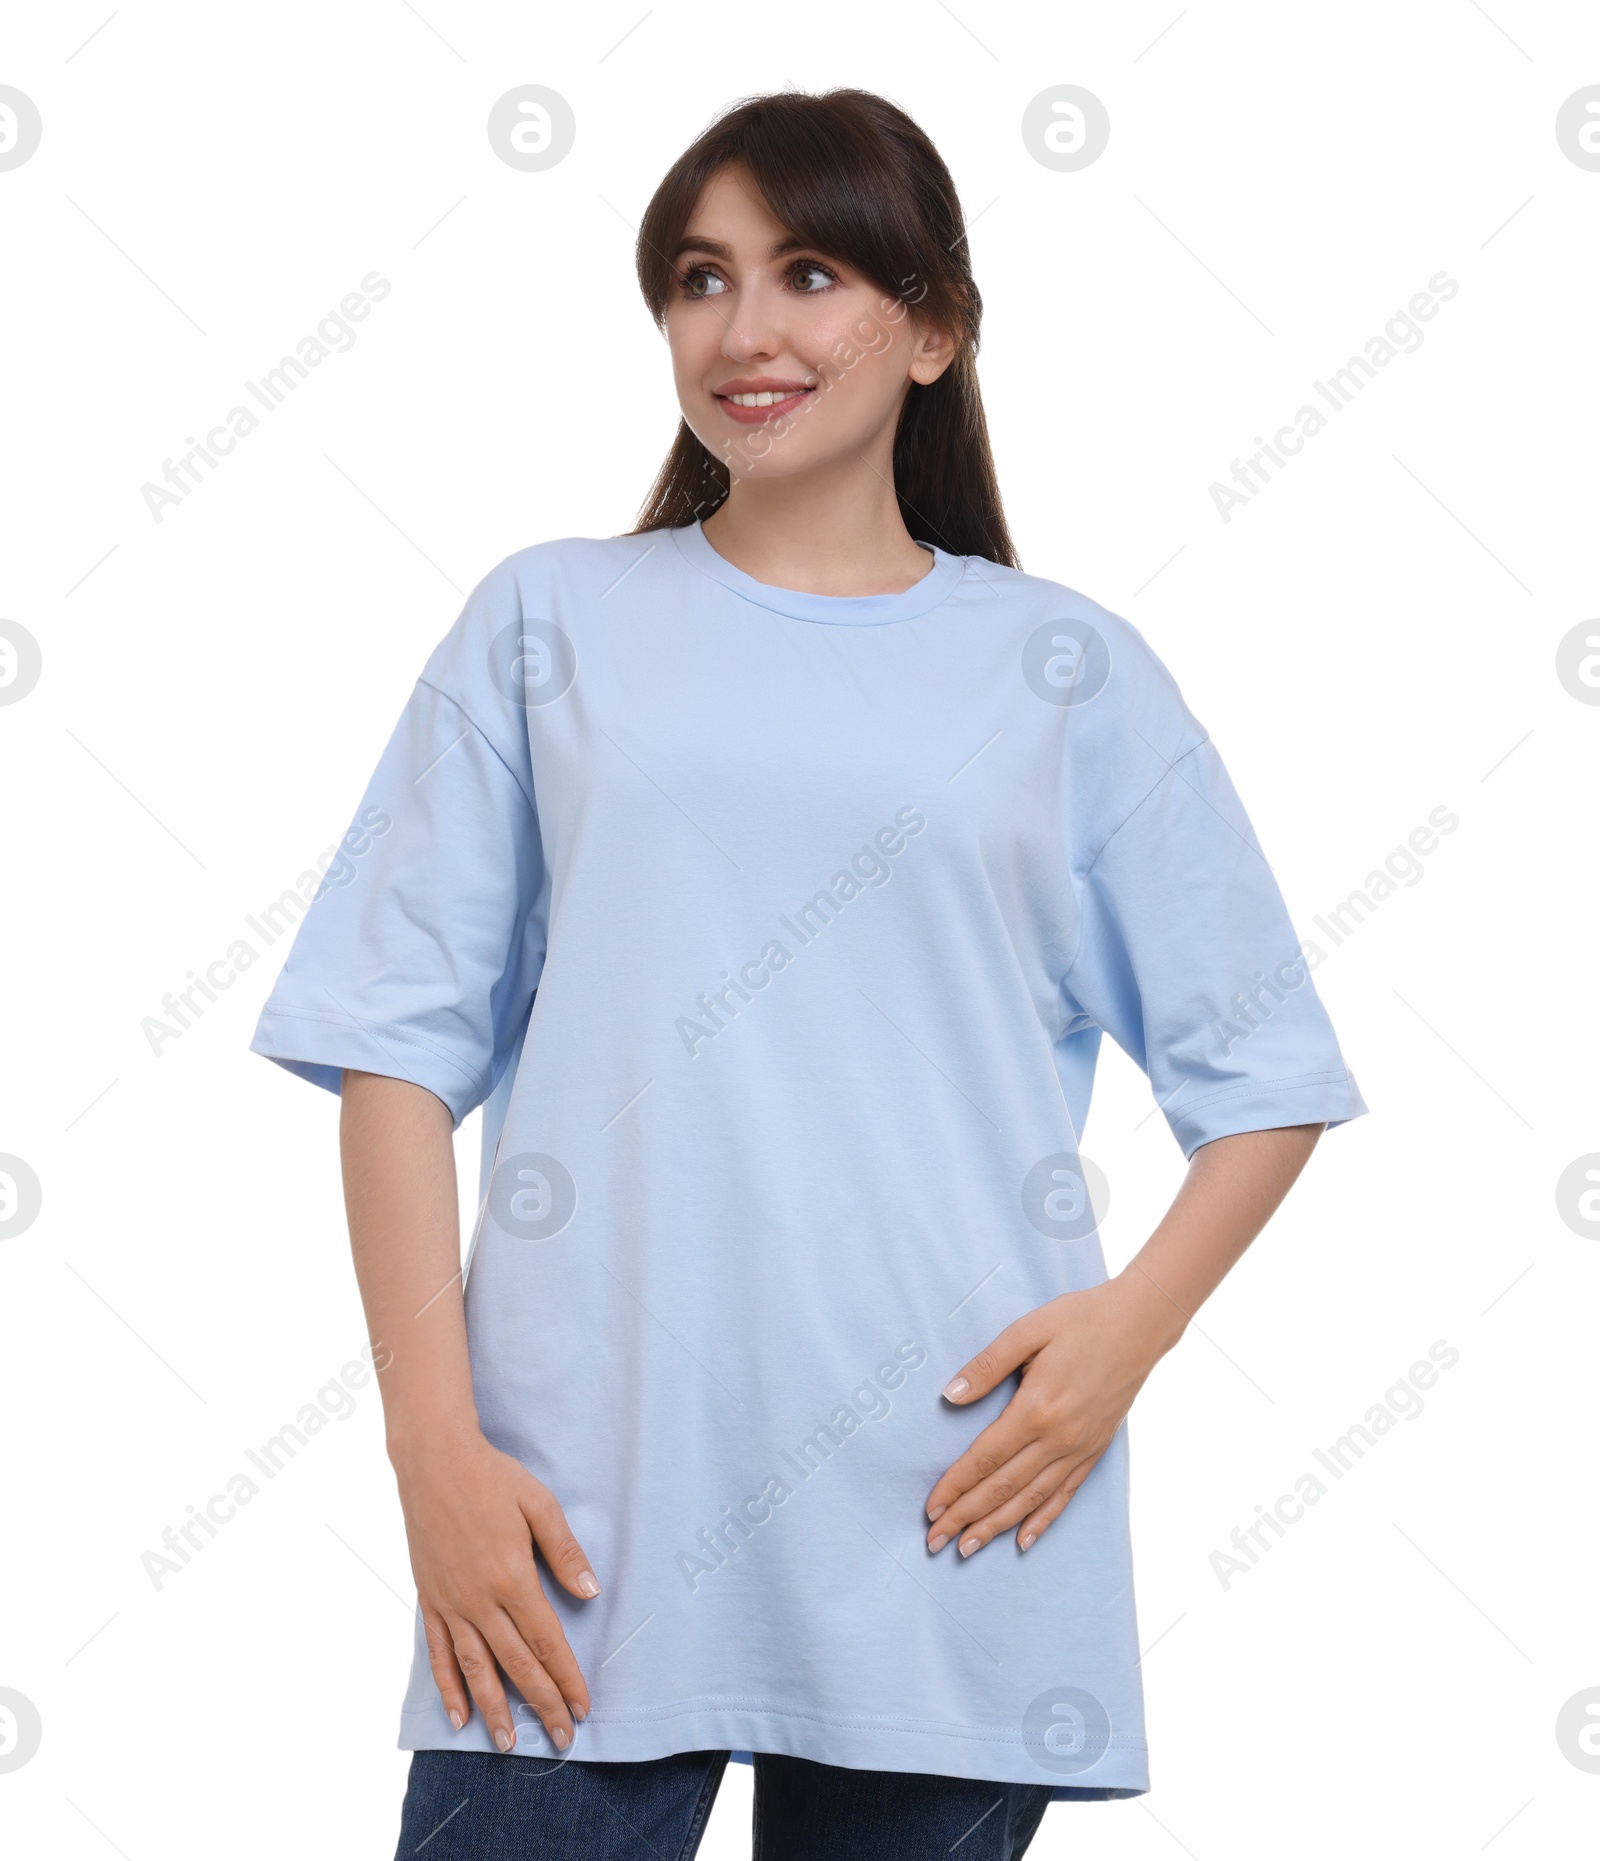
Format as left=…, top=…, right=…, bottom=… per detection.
left=1083, top=730, right=1211, bottom=877
left=1056, top=730, right=1211, bottom=1008
left=416, top=676, right=537, bottom=814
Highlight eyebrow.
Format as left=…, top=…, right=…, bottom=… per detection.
left=670, top=233, right=817, bottom=263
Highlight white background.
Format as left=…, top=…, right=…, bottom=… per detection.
left=2, top=2, right=1596, bottom=1856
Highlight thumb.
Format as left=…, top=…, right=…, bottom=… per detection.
left=519, top=1481, right=602, bottom=1600
left=941, top=1309, right=1044, bottom=1404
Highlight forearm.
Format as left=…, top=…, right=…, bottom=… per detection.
left=1112, top=1121, right=1325, bottom=1353
left=339, top=1068, right=482, bottom=1468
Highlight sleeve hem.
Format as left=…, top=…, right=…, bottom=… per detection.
left=249, top=1004, right=483, bottom=1129
left=1166, top=1069, right=1369, bottom=1160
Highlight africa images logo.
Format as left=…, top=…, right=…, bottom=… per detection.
left=1021, top=620, right=1110, bottom=707
left=486, top=1152, right=578, bottom=1242
left=0, top=1688, right=43, bottom=1773
left=1021, top=1685, right=1112, bottom=1776
left=1021, top=1151, right=1109, bottom=1241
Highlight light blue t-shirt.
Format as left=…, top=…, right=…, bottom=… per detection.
left=250, top=519, right=1366, bottom=1796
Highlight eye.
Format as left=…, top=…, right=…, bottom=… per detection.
left=677, top=264, right=727, bottom=299
left=789, top=260, right=839, bottom=294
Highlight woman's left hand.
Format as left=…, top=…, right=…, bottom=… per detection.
left=925, top=1272, right=1183, bottom=1556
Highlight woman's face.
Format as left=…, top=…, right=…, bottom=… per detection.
left=663, top=163, right=954, bottom=481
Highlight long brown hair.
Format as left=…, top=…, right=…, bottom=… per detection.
left=628, top=88, right=1019, bottom=569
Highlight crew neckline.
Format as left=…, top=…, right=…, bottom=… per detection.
left=668, top=519, right=967, bottom=625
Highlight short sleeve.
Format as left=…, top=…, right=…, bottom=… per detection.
left=1060, top=733, right=1367, bottom=1159
left=248, top=669, right=546, bottom=1132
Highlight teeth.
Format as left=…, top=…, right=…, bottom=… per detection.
left=726, top=389, right=809, bottom=406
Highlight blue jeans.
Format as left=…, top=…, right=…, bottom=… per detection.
left=394, top=1748, right=1054, bottom=1859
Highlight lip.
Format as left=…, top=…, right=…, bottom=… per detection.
left=712, top=376, right=817, bottom=424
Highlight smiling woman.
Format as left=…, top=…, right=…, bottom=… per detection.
left=247, top=84, right=1366, bottom=1861
left=629, top=88, right=1016, bottom=587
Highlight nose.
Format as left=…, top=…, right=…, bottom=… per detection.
left=719, top=275, right=785, bottom=367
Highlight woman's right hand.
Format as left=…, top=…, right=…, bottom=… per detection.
left=392, top=1431, right=600, bottom=1754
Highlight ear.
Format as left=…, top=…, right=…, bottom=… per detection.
left=908, top=314, right=959, bottom=387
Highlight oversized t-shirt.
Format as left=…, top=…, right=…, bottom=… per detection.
left=249, top=518, right=1366, bottom=1797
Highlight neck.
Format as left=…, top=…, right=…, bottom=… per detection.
left=700, top=453, right=933, bottom=598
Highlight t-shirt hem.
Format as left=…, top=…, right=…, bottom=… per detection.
left=397, top=1701, right=1149, bottom=1799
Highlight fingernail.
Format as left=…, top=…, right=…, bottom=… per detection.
left=494, top=1727, right=515, bottom=1753
left=1019, top=1531, right=1036, bottom=1551
left=943, top=1377, right=969, bottom=1400
left=959, top=1535, right=981, bottom=1557
left=551, top=1724, right=570, bottom=1750
left=576, top=1569, right=600, bottom=1598
left=927, top=1503, right=946, bottom=1523
left=566, top=1698, right=587, bottom=1722
left=927, top=1534, right=948, bottom=1553
left=449, top=1708, right=465, bottom=1731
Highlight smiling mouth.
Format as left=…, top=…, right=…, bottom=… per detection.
left=713, top=385, right=816, bottom=423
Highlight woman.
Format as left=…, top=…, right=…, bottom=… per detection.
left=251, top=87, right=1366, bottom=1859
